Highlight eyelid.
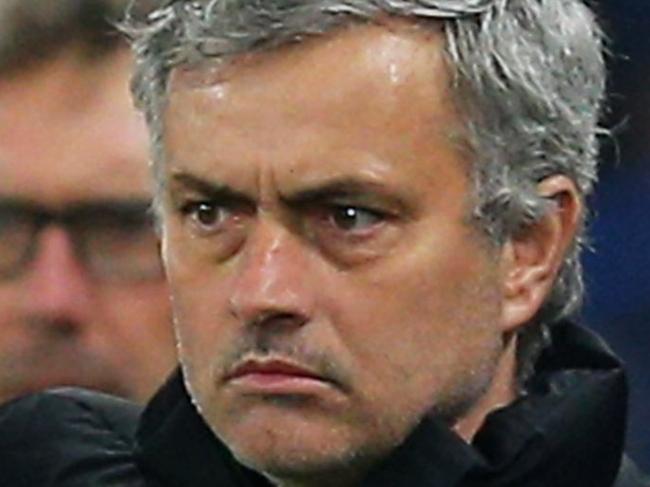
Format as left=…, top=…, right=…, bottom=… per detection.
left=177, top=198, right=254, bottom=240
left=167, top=174, right=255, bottom=209
left=300, top=203, right=389, bottom=240
left=326, top=200, right=397, bottom=221
left=177, top=196, right=254, bottom=216
left=290, top=189, right=393, bottom=212
left=297, top=201, right=400, bottom=267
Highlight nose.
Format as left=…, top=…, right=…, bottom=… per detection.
left=21, top=225, right=95, bottom=336
left=228, top=220, right=315, bottom=329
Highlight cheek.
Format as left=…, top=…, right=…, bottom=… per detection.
left=0, top=297, right=24, bottom=351
left=98, top=282, right=172, bottom=339
left=171, top=286, right=215, bottom=408
left=163, top=223, right=249, bottom=383
left=170, top=283, right=211, bottom=364
left=167, top=265, right=235, bottom=383
left=0, top=285, right=23, bottom=332
left=93, top=284, right=176, bottom=374
left=324, top=242, right=502, bottom=414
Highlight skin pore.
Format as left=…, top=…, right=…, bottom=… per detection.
left=160, top=21, right=579, bottom=487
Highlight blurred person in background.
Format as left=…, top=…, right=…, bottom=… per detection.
left=0, top=0, right=175, bottom=404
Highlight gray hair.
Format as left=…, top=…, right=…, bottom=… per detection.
left=123, top=0, right=606, bottom=382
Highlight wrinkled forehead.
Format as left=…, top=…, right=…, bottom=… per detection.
left=161, top=19, right=469, bottom=201
left=159, top=18, right=469, bottom=203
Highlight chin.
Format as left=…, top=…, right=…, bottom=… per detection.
left=231, top=436, right=374, bottom=486
left=214, top=405, right=386, bottom=482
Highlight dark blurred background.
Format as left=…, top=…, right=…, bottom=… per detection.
left=584, top=0, right=650, bottom=472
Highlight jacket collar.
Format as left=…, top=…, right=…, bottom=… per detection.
left=135, top=322, right=627, bottom=486
left=134, top=369, right=268, bottom=486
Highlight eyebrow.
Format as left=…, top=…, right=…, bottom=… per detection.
left=168, top=172, right=254, bottom=205
left=167, top=172, right=407, bottom=212
left=280, top=178, right=406, bottom=210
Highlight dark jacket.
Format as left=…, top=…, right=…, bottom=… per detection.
left=0, top=322, right=648, bottom=486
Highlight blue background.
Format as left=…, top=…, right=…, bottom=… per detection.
left=583, top=0, right=650, bottom=472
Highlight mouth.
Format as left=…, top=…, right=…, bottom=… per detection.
left=223, top=358, right=336, bottom=395
left=0, top=352, right=130, bottom=402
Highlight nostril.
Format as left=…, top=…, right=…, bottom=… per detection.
left=29, top=317, right=82, bottom=340
left=50, top=319, right=80, bottom=339
left=246, top=311, right=308, bottom=330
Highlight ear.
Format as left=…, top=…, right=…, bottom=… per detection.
left=499, top=175, right=582, bottom=332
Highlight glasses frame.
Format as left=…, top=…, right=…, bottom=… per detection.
left=0, top=198, right=162, bottom=281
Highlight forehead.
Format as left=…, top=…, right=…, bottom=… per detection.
left=0, top=49, right=152, bottom=207
left=164, top=21, right=468, bottom=201
left=169, top=20, right=453, bottom=119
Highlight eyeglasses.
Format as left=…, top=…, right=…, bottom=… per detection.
left=0, top=199, right=163, bottom=281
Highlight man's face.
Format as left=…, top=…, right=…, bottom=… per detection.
left=162, top=24, right=508, bottom=481
left=0, top=49, right=176, bottom=403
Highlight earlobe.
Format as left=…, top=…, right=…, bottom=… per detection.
left=500, top=175, right=582, bottom=332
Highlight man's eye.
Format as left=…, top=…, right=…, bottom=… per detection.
left=181, top=201, right=229, bottom=232
left=329, top=205, right=383, bottom=232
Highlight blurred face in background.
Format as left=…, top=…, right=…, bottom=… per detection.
left=0, top=47, right=176, bottom=404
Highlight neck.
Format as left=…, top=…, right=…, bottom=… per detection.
left=452, top=333, right=519, bottom=441
left=267, top=468, right=366, bottom=487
